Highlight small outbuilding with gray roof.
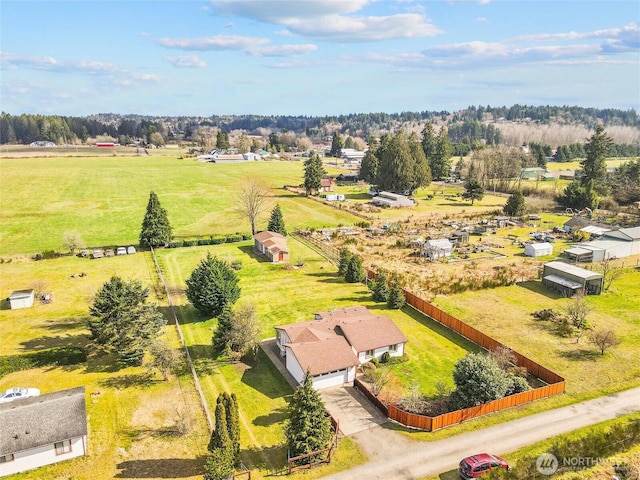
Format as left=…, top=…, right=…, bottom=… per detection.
left=0, top=386, right=87, bottom=477
left=542, top=261, right=604, bottom=296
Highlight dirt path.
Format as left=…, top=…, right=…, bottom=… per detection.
left=325, top=387, right=640, bottom=479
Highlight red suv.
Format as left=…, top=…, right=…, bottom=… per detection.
left=459, top=453, right=509, bottom=479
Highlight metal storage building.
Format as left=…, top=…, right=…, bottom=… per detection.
left=542, top=261, right=604, bottom=296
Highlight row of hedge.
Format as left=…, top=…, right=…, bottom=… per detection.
left=0, top=346, right=87, bottom=379
left=167, top=233, right=252, bottom=248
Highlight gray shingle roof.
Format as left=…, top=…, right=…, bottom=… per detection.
left=0, top=386, right=87, bottom=455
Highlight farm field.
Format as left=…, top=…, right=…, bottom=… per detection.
left=0, top=155, right=360, bottom=255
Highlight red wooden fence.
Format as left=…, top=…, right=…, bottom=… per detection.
left=363, top=269, right=566, bottom=431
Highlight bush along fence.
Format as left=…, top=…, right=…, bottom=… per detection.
left=359, top=269, right=566, bottom=432
left=167, top=232, right=252, bottom=248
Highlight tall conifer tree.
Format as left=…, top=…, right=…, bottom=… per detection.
left=139, top=191, right=172, bottom=248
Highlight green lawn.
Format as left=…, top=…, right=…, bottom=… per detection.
left=0, top=253, right=210, bottom=480
left=0, top=156, right=360, bottom=255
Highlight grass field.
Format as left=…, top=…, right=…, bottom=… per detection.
left=0, top=156, right=360, bottom=255
left=0, top=253, right=210, bottom=480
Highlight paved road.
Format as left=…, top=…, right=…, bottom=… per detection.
left=324, top=387, right=640, bottom=480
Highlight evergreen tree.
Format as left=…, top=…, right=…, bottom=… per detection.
left=559, top=179, right=599, bottom=210
left=303, top=151, right=325, bottom=195
left=267, top=204, right=287, bottom=236
left=139, top=191, right=173, bottom=248
left=432, top=126, right=453, bottom=180
left=376, top=131, right=414, bottom=193
left=386, top=275, right=405, bottom=309
left=212, top=304, right=234, bottom=354
left=208, top=398, right=231, bottom=452
left=216, top=130, right=230, bottom=149
left=408, top=132, right=431, bottom=190
left=88, top=276, right=166, bottom=366
left=359, top=149, right=379, bottom=183
left=462, top=163, right=484, bottom=205
left=203, top=449, right=234, bottom=480
left=226, top=393, right=241, bottom=463
left=285, top=371, right=333, bottom=459
left=185, top=253, right=241, bottom=317
left=503, top=190, right=526, bottom=216
left=329, top=132, right=344, bottom=157
left=344, top=255, right=365, bottom=283
left=450, top=353, right=513, bottom=409
left=337, top=247, right=352, bottom=277
left=370, top=270, right=389, bottom=303
left=581, top=125, right=613, bottom=195
left=421, top=122, right=437, bottom=159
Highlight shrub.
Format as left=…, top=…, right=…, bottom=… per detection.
left=226, top=235, right=243, bottom=243
left=241, top=233, right=252, bottom=240
left=370, top=357, right=379, bottom=367
left=506, top=375, right=531, bottom=396
left=198, top=239, right=211, bottom=246
left=380, top=352, right=391, bottom=364
left=168, top=241, right=181, bottom=248
left=34, top=250, right=60, bottom=261
left=230, top=260, right=243, bottom=271
left=182, top=239, right=196, bottom=247
left=211, top=237, right=225, bottom=245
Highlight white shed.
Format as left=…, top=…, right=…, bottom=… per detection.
left=524, top=242, right=553, bottom=257
left=423, top=239, right=453, bottom=259
left=8, top=290, right=35, bottom=310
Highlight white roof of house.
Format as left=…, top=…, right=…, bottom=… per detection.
left=425, top=239, right=453, bottom=248
left=544, top=261, right=603, bottom=280
left=9, top=289, right=34, bottom=299
left=579, top=225, right=611, bottom=235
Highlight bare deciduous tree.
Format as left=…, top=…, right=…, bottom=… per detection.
left=147, top=340, right=183, bottom=380
left=598, top=258, right=623, bottom=292
left=565, top=292, right=590, bottom=343
left=490, top=345, right=517, bottom=370
left=235, top=176, right=272, bottom=235
left=589, top=329, right=621, bottom=355
left=62, top=230, right=85, bottom=254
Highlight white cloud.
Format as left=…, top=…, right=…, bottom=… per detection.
left=164, top=55, right=207, bottom=68
left=156, top=35, right=267, bottom=51
left=210, top=0, right=370, bottom=23
left=0, top=52, right=160, bottom=85
left=209, top=0, right=442, bottom=42
left=285, top=14, right=442, bottom=41
left=156, top=34, right=317, bottom=57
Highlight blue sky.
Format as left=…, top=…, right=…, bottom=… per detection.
left=1, top=0, right=639, bottom=116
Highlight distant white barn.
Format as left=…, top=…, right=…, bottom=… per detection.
left=524, top=242, right=553, bottom=257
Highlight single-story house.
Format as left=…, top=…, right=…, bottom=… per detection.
left=8, top=290, right=34, bottom=310
left=524, top=242, right=553, bottom=257
left=542, top=261, right=604, bottom=296
left=520, top=167, right=546, bottom=180
left=340, top=148, right=366, bottom=161
left=274, top=306, right=408, bottom=390
left=563, top=226, right=640, bottom=262
left=371, top=192, right=415, bottom=208
left=423, top=239, right=454, bottom=259
left=0, top=387, right=87, bottom=477
left=563, top=217, right=612, bottom=235
left=319, top=177, right=335, bottom=193
left=253, top=231, right=290, bottom=264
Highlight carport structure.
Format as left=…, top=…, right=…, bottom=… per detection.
left=542, top=261, right=604, bottom=296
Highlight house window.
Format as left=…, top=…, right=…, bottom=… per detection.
left=389, top=344, right=398, bottom=352
left=365, top=349, right=375, bottom=358
left=0, top=454, right=15, bottom=463
left=55, top=440, right=72, bottom=455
